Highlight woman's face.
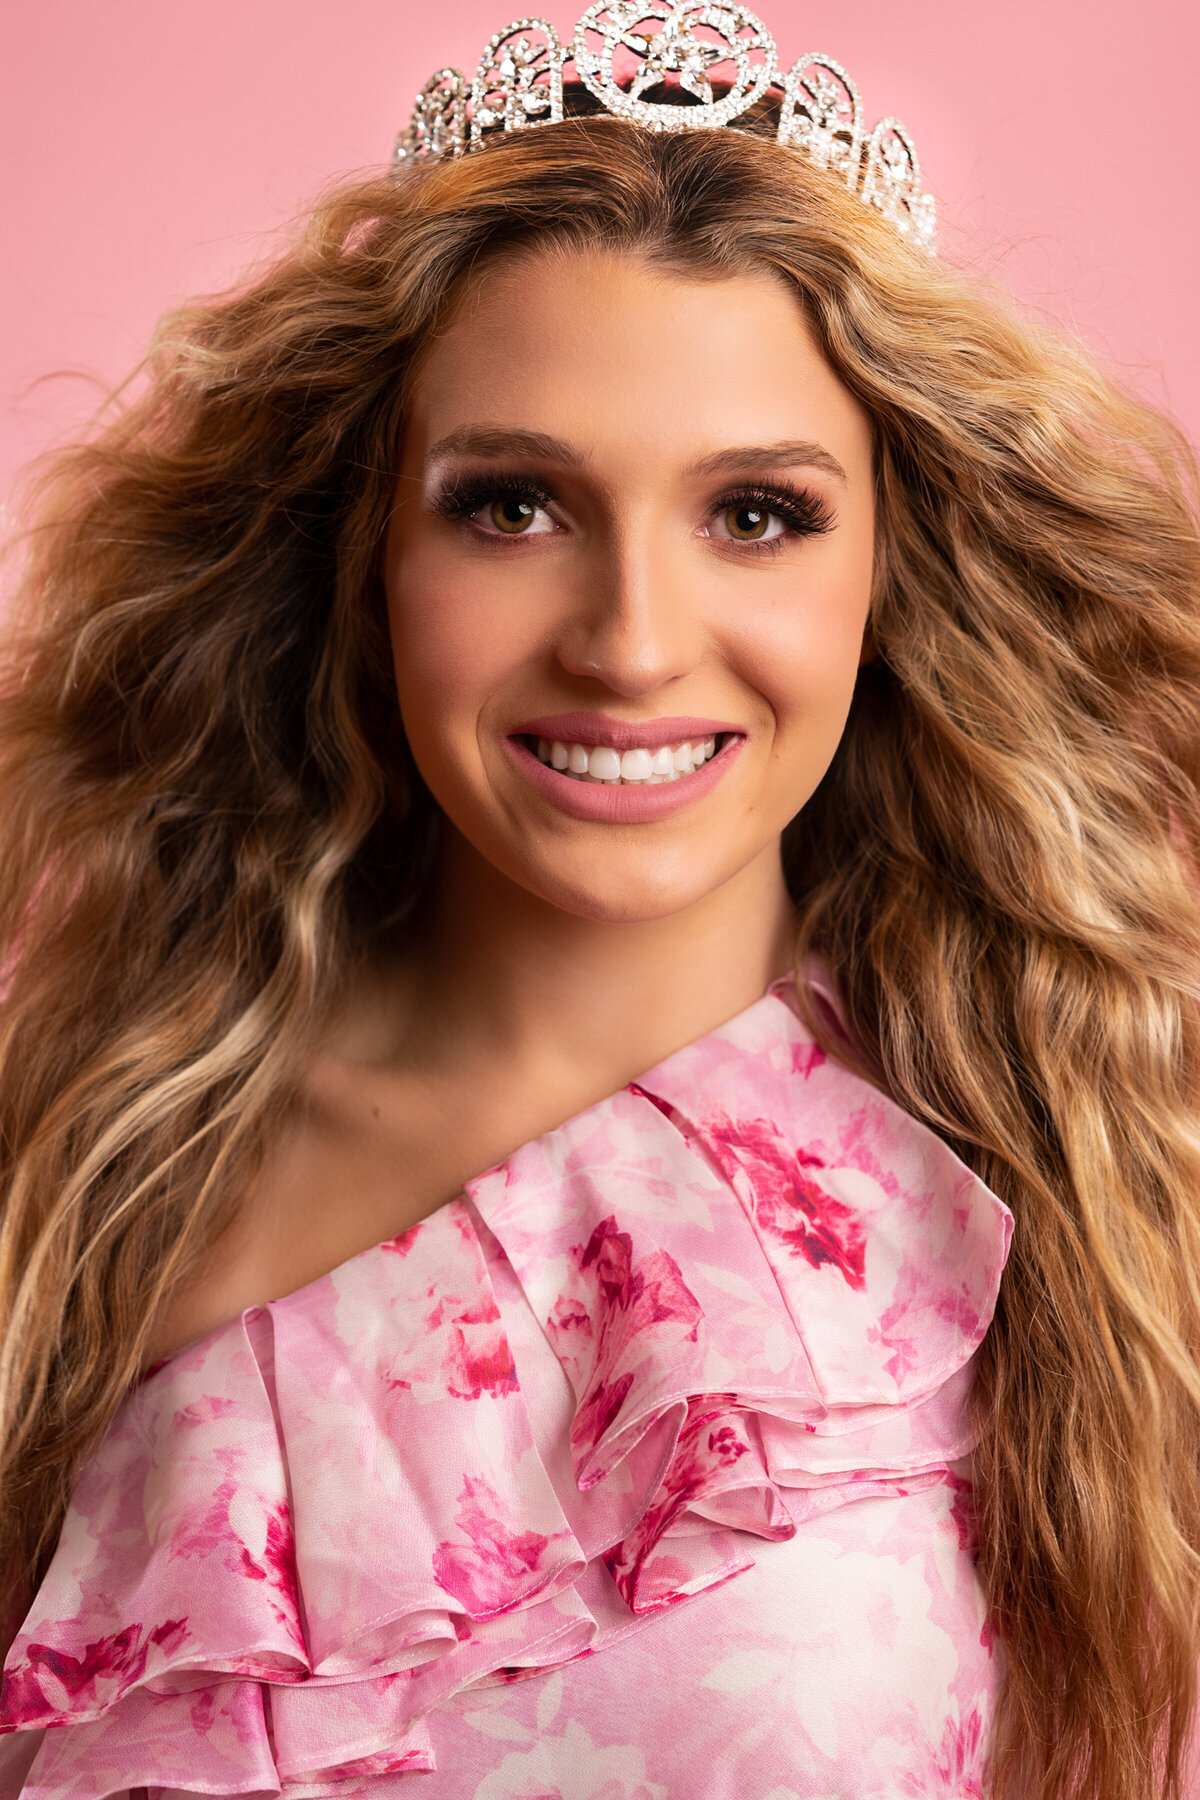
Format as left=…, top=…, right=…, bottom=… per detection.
left=383, top=247, right=875, bottom=923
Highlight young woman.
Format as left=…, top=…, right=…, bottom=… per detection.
left=1, top=12, right=1198, bottom=1798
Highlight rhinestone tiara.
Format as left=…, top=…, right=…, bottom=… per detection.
left=392, top=4, right=936, bottom=252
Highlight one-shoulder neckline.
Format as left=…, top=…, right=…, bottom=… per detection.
left=141, top=973, right=809, bottom=1380
left=6, top=965, right=1011, bottom=1800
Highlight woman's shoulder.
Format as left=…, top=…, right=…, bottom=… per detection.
left=140, top=1061, right=431, bottom=1364
left=144, top=972, right=1010, bottom=1367
left=141, top=1005, right=539, bottom=1363
left=0, top=978, right=1012, bottom=1795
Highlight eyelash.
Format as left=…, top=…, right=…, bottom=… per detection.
left=711, top=482, right=836, bottom=547
left=431, top=473, right=836, bottom=551
left=434, top=473, right=555, bottom=525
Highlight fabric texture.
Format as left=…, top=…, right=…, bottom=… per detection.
left=0, top=977, right=1012, bottom=1799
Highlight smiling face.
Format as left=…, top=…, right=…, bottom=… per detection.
left=383, top=246, right=876, bottom=924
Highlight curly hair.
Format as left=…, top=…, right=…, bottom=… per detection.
left=1, top=107, right=1199, bottom=1798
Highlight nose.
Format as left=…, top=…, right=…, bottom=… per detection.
left=554, top=520, right=706, bottom=698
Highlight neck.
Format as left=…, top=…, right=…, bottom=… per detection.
left=385, top=823, right=797, bottom=1090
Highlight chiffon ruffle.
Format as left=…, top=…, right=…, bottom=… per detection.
left=0, top=979, right=1011, bottom=1799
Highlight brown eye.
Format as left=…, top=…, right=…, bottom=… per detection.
left=725, top=505, right=770, bottom=540
left=489, top=497, right=536, bottom=534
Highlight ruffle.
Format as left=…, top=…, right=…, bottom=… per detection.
left=0, top=980, right=1011, bottom=1798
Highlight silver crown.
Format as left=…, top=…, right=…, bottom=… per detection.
left=393, top=5, right=936, bottom=252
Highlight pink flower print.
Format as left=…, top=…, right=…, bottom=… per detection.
left=580, top=1219, right=633, bottom=1296
left=190, top=1689, right=217, bottom=1736
left=708, top=1113, right=867, bottom=1290
left=0, top=1617, right=189, bottom=1726
left=379, top=1226, right=421, bottom=1257
left=557, top=1218, right=703, bottom=1472
left=167, top=1469, right=305, bottom=1658
left=445, top=1324, right=519, bottom=1399
left=441, top=1293, right=519, bottom=1400
left=899, top=1707, right=987, bottom=1796
left=172, top=1395, right=240, bottom=1428
left=421, top=1271, right=520, bottom=1400
left=317, top=1744, right=437, bottom=1780
left=571, top=1368, right=636, bottom=1460
left=605, top=1402, right=787, bottom=1611
left=946, top=1471, right=980, bottom=1557
left=792, top=1040, right=827, bottom=1078
left=706, top=1421, right=750, bottom=1467
left=432, top=1477, right=564, bottom=1618
left=238, top=1499, right=301, bottom=1634
left=604, top=1422, right=720, bottom=1609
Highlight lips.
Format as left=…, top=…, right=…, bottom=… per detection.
left=512, top=713, right=742, bottom=752
left=504, top=721, right=746, bottom=823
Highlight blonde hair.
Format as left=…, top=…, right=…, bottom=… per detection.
left=1, top=107, right=1199, bottom=1798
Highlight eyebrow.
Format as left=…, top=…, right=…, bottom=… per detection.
left=424, top=426, right=847, bottom=484
left=425, top=426, right=585, bottom=469
left=687, top=440, right=848, bottom=483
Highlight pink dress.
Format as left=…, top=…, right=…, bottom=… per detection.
left=0, top=978, right=1012, bottom=1799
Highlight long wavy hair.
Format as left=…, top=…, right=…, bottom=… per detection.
left=1, top=100, right=1199, bottom=1799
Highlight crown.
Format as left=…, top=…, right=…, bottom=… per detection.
left=392, top=5, right=936, bottom=252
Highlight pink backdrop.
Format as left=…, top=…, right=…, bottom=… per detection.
left=2, top=0, right=1196, bottom=522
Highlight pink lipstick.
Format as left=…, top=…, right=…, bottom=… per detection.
left=504, top=713, right=746, bottom=823
left=514, top=712, right=741, bottom=752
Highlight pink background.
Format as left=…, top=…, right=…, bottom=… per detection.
left=1, top=0, right=1196, bottom=523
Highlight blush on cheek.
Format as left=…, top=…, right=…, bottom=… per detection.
left=386, top=578, right=529, bottom=824
left=733, top=593, right=871, bottom=812
left=735, top=580, right=870, bottom=715
left=388, top=587, right=496, bottom=728
left=389, top=579, right=491, bottom=680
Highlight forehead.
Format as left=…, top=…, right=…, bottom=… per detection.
left=402, top=247, right=873, bottom=478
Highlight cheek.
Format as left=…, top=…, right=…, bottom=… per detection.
left=735, top=565, right=873, bottom=756
left=387, top=568, right=528, bottom=749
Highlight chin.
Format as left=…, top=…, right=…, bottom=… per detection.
left=524, top=858, right=725, bottom=926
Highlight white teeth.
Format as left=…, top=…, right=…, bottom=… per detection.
left=532, top=733, right=728, bottom=783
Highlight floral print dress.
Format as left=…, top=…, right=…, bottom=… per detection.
left=0, top=977, right=1012, bottom=1799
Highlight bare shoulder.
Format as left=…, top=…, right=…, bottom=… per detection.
left=142, top=1042, right=461, bottom=1368
left=140, top=957, right=628, bottom=1368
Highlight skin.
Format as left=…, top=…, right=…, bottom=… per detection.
left=146, top=247, right=876, bottom=1360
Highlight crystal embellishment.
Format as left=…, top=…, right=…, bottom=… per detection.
left=393, top=67, right=468, bottom=164
left=392, top=5, right=937, bottom=250
left=777, top=54, right=863, bottom=188
left=471, top=19, right=567, bottom=145
left=573, top=4, right=775, bottom=132
left=862, top=116, right=936, bottom=252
